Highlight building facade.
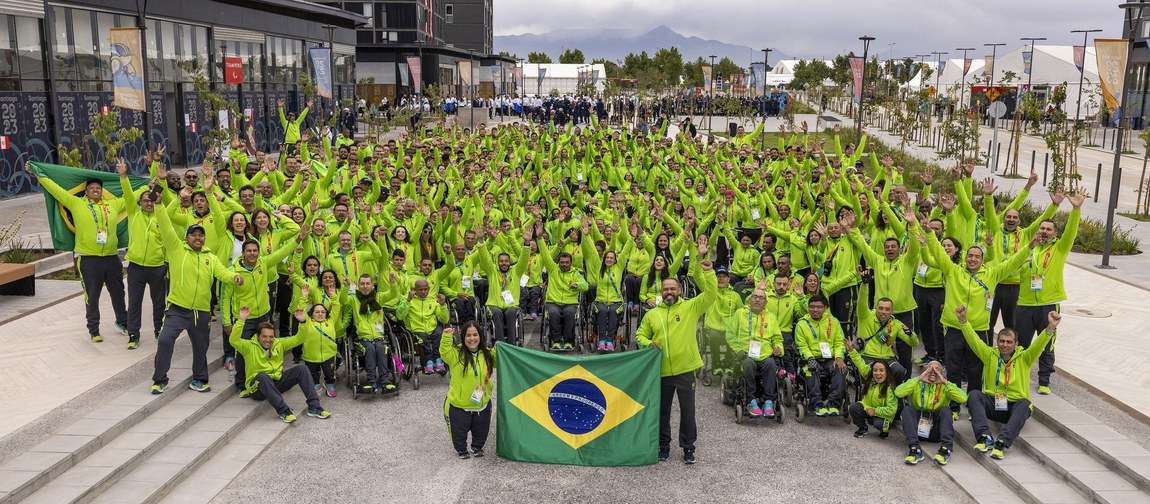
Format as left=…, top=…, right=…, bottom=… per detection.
left=322, top=0, right=510, bottom=105
left=0, top=0, right=364, bottom=198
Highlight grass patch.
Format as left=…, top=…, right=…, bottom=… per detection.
left=790, top=100, right=818, bottom=115
left=42, top=266, right=80, bottom=281
left=1119, top=212, right=1150, bottom=222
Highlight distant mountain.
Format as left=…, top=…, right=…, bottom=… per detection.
left=496, top=25, right=786, bottom=67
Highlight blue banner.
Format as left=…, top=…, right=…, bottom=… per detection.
left=309, top=47, right=333, bottom=99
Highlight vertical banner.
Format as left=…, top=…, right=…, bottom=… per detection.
left=538, top=66, right=547, bottom=83
left=406, top=55, right=422, bottom=93
left=308, top=47, right=333, bottom=99
left=224, top=56, right=244, bottom=84
left=983, top=55, right=993, bottom=81
left=1094, top=39, right=1129, bottom=111
left=1022, top=51, right=1033, bottom=75
left=110, top=27, right=145, bottom=111
left=962, top=57, right=972, bottom=77
left=1073, top=45, right=1085, bottom=73
left=702, top=65, right=713, bottom=90
left=513, top=66, right=523, bottom=92
left=458, top=60, right=473, bottom=85
left=849, top=56, right=864, bottom=102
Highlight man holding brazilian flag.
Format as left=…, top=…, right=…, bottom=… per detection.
left=25, top=161, right=150, bottom=343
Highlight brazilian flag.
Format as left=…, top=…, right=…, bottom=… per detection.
left=29, top=162, right=149, bottom=251
left=496, top=342, right=660, bottom=466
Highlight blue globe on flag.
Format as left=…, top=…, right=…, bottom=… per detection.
left=548, top=378, right=607, bottom=435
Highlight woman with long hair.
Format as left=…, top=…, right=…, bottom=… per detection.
left=440, top=321, right=495, bottom=459
left=847, top=346, right=898, bottom=438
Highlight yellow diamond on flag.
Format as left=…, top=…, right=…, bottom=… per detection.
left=508, top=364, right=645, bottom=450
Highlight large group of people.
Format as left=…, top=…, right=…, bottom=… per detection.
left=30, top=94, right=1081, bottom=466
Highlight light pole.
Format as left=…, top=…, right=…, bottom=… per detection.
left=708, top=54, right=716, bottom=135
left=1071, top=29, right=1103, bottom=124
left=760, top=48, right=771, bottom=152
left=985, top=42, right=1006, bottom=171
left=1019, top=37, right=1046, bottom=91
left=856, top=35, right=875, bottom=137
left=955, top=47, right=976, bottom=110
left=760, top=48, right=772, bottom=97
left=984, top=43, right=1005, bottom=88
left=1102, top=4, right=1144, bottom=268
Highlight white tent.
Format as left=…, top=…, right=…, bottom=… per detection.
left=991, top=45, right=1102, bottom=120
left=767, top=59, right=835, bottom=87
left=520, top=63, right=607, bottom=96
left=937, top=57, right=986, bottom=101
left=900, top=61, right=940, bottom=91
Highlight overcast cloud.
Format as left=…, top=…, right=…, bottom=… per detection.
left=494, top=0, right=1122, bottom=59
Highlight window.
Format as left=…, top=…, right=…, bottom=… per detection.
left=50, top=7, right=75, bottom=80
left=94, top=12, right=114, bottom=80
left=160, top=21, right=177, bottom=81
left=146, top=19, right=160, bottom=80
left=14, top=16, right=42, bottom=80
left=363, top=3, right=373, bottom=27
left=193, top=26, right=208, bottom=77
left=0, top=16, right=13, bottom=78
left=445, top=3, right=453, bottom=23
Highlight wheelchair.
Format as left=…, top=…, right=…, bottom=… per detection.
left=720, top=357, right=787, bottom=425
left=792, top=357, right=859, bottom=424
left=383, top=311, right=423, bottom=391
left=484, top=305, right=525, bottom=347
left=343, top=322, right=403, bottom=400
left=588, top=301, right=631, bottom=353
left=540, top=293, right=587, bottom=353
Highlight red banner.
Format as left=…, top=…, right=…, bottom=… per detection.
left=406, top=56, right=422, bottom=94
left=1073, top=45, right=1085, bottom=72
left=849, top=57, right=864, bottom=102
left=224, top=56, right=244, bottom=84
left=962, top=57, right=972, bottom=77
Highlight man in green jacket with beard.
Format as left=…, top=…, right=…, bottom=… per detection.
left=636, top=236, right=718, bottom=465
left=119, top=159, right=167, bottom=349
left=151, top=174, right=244, bottom=394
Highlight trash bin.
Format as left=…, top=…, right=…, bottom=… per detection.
left=728, top=122, right=738, bottom=136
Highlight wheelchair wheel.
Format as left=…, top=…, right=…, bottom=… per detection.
left=775, top=405, right=785, bottom=424
left=782, top=377, right=795, bottom=408
left=795, top=402, right=806, bottom=423
left=734, top=403, right=744, bottom=424
left=345, top=340, right=361, bottom=400
left=701, top=369, right=713, bottom=387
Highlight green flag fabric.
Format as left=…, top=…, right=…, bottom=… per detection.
left=495, top=342, right=660, bottom=466
left=30, top=162, right=149, bottom=251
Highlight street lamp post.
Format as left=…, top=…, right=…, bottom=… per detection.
left=1102, top=4, right=1145, bottom=268
left=1019, top=37, right=1046, bottom=91
left=955, top=47, right=976, bottom=110
left=985, top=42, right=1006, bottom=171
left=856, top=35, right=875, bottom=137
left=760, top=48, right=771, bottom=152
left=708, top=54, right=716, bottom=135
left=1071, top=29, right=1103, bottom=124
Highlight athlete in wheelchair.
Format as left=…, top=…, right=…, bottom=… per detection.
left=473, top=231, right=532, bottom=346
left=725, top=288, right=785, bottom=420
left=538, top=240, right=589, bottom=352
left=795, top=294, right=847, bottom=417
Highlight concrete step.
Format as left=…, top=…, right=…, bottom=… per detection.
left=939, top=442, right=1028, bottom=504
left=1031, top=393, right=1150, bottom=495
left=13, top=367, right=233, bottom=504
left=1015, top=420, right=1150, bottom=504
left=954, top=427, right=1091, bottom=504
left=156, top=395, right=296, bottom=504
left=86, top=394, right=268, bottom=504
left=0, top=354, right=222, bottom=504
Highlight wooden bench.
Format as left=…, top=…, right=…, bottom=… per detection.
left=0, top=263, right=35, bottom=296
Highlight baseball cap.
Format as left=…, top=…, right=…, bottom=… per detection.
left=186, top=224, right=206, bottom=236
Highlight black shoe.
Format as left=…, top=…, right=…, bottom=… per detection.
left=682, top=449, right=696, bottom=465
left=853, top=426, right=868, bottom=438
left=457, top=451, right=470, bottom=459
left=658, top=448, right=670, bottom=462
left=879, top=430, right=890, bottom=439
left=471, top=448, right=485, bottom=458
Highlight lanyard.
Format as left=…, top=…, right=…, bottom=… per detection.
left=607, top=266, right=619, bottom=295
left=968, top=271, right=989, bottom=293
left=339, top=251, right=358, bottom=279
left=803, top=316, right=834, bottom=342
left=1002, top=230, right=1019, bottom=255
left=920, top=382, right=943, bottom=409
left=995, top=355, right=1014, bottom=390
left=87, top=202, right=109, bottom=231
left=1030, top=245, right=1054, bottom=272
left=499, top=270, right=509, bottom=292
left=315, top=324, right=336, bottom=343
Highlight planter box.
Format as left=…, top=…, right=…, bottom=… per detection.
left=0, top=262, right=35, bottom=296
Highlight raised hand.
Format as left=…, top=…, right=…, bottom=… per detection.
left=1050, top=190, right=1065, bottom=206
left=1048, top=311, right=1062, bottom=330
left=116, top=158, right=128, bottom=177
left=980, top=177, right=997, bottom=195
left=1026, top=168, right=1038, bottom=189
left=955, top=305, right=967, bottom=324
left=1068, top=189, right=1088, bottom=208
left=238, top=306, right=251, bottom=320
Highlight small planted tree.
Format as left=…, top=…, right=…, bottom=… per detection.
left=89, top=108, right=143, bottom=169
left=1041, top=83, right=1080, bottom=193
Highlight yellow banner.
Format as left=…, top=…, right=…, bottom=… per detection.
left=702, top=65, right=713, bottom=90
left=110, top=27, right=145, bottom=111
left=458, top=60, right=473, bottom=85
left=1094, top=38, right=1128, bottom=111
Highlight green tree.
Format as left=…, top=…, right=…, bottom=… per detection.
left=714, top=57, right=743, bottom=87
left=527, top=51, right=552, bottom=64
left=652, top=47, right=684, bottom=89
left=790, top=59, right=831, bottom=90
left=682, top=58, right=705, bottom=88
left=558, top=48, right=585, bottom=64
left=830, top=55, right=852, bottom=88
left=592, top=58, right=621, bottom=78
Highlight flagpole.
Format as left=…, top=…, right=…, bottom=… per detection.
left=1102, top=5, right=1143, bottom=268
left=135, top=0, right=153, bottom=154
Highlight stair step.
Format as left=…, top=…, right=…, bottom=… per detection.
left=16, top=368, right=233, bottom=504
left=156, top=395, right=296, bottom=504
left=954, top=428, right=1091, bottom=504
left=87, top=393, right=267, bottom=504
left=0, top=353, right=222, bottom=504
left=1031, top=393, right=1150, bottom=493
left=1015, top=420, right=1150, bottom=503
left=940, top=443, right=1027, bottom=504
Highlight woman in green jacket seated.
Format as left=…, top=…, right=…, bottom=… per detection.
left=441, top=322, right=495, bottom=459
left=846, top=341, right=898, bottom=438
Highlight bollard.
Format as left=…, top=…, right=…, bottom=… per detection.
left=1043, top=152, right=1049, bottom=185
left=1095, top=162, right=1102, bottom=203
left=1005, top=136, right=1014, bottom=173
left=993, top=143, right=1002, bottom=173
left=986, top=140, right=994, bottom=168
left=1030, top=150, right=1036, bottom=175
